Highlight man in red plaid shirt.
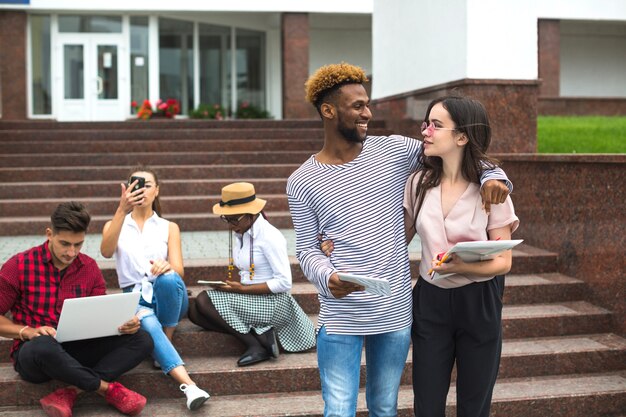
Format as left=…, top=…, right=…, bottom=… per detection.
left=0, top=202, right=154, bottom=417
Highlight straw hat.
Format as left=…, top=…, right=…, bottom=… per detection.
left=212, top=182, right=266, bottom=215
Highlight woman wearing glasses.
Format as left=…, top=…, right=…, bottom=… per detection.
left=405, top=96, right=519, bottom=417
left=100, top=166, right=210, bottom=411
left=188, top=182, right=315, bottom=367
left=321, top=96, right=518, bottom=416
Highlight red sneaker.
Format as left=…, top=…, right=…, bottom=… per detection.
left=105, top=382, right=146, bottom=416
left=40, top=387, right=78, bottom=417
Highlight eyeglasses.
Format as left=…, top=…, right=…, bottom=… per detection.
left=220, top=214, right=247, bottom=224
left=421, top=121, right=457, bottom=137
left=421, top=121, right=491, bottom=137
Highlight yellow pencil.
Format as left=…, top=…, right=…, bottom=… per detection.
left=427, top=254, right=450, bottom=276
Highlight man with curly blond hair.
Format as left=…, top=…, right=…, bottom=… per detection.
left=287, top=63, right=512, bottom=417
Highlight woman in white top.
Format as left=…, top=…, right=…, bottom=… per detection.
left=404, top=96, right=519, bottom=417
left=188, top=182, right=315, bottom=367
left=100, top=166, right=210, bottom=411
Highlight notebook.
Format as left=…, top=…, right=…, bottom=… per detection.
left=337, top=272, right=392, bottom=296
left=431, top=239, right=523, bottom=280
left=55, top=292, right=140, bottom=343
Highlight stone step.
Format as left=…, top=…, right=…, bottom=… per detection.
left=0, top=128, right=325, bottom=141
left=0, top=301, right=615, bottom=363
left=0, top=139, right=323, bottom=154
left=0, top=178, right=288, bottom=199
left=2, top=371, right=624, bottom=417
left=97, top=250, right=559, bottom=288
left=0, top=211, right=294, bottom=236
left=0, top=151, right=314, bottom=168
left=2, top=371, right=625, bottom=417
left=0, top=340, right=623, bottom=412
left=0, top=164, right=301, bottom=183
left=0, top=119, right=387, bottom=131
left=0, top=194, right=291, bottom=217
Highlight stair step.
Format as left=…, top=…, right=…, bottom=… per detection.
left=0, top=119, right=387, bottom=131
left=0, top=371, right=623, bottom=416
left=0, top=178, right=288, bottom=199
left=0, top=139, right=323, bottom=154
left=0, top=127, right=392, bottom=142
left=96, top=252, right=559, bottom=287
left=0, top=212, right=295, bottom=236
left=0, top=151, right=314, bottom=168
left=0, top=301, right=618, bottom=363
left=0, top=194, right=290, bottom=216
left=0, top=164, right=301, bottom=183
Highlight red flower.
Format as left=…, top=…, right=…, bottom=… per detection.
left=131, top=100, right=137, bottom=108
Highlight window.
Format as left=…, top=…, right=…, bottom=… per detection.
left=59, top=15, right=122, bottom=33
left=159, top=18, right=194, bottom=115
left=199, top=23, right=231, bottom=109
left=130, top=17, right=149, bottom=112
left=31, top=15, right=51, bottom=115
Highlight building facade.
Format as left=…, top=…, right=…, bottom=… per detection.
left=1, top=0, right=624, bottom=129
left=0, top=0, right=372, bottom=121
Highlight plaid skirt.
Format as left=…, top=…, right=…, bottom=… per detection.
left=205, top=290, right=316, bottom=352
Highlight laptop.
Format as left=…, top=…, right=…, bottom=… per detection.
left=55, top=292, right=140, bottom=343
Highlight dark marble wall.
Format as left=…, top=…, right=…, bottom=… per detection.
left=538, top=19, right=560, bottom=97
left=500, top=154, right=626, bottom=335
left=281, top=13, right=317, bottom=120
left=0, top=11, right=27, bottom=120
left=371, top=79, right=540, bottom=153
left=539, top=97, right=626, bottom=116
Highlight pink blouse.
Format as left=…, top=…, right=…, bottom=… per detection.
left=404, top=172, right=519, bottom=289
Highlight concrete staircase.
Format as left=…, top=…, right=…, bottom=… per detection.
left=0, top=121, right=624, bottom=416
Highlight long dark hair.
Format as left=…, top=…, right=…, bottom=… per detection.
left=414, top=95, right=500, bottom=205
left=127, top=165, right=162, bottom=216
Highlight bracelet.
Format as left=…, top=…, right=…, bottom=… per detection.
left=18, top=325, right=29, bottom=342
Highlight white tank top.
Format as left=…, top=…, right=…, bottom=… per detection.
left=115, top=212, right=169, bottom=302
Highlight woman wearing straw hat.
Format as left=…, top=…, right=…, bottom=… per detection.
left=188, top=182, right=315, bottom=367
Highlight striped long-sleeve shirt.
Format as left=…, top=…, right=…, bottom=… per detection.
left=286, top=135, right=511, bottom=335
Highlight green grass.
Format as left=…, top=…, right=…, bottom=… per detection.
left=537, top=116, right=626, bottom=153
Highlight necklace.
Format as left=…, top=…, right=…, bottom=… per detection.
left=227, top=222, right=254, bottom=280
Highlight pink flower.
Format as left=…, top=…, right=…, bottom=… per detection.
left=241, top=101, right=249, bottom=108
left=213, top=104, right=220, bottom=109
left=158, top=102, right=168, bottom=110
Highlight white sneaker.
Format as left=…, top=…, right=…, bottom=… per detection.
left=180, top=384, right=210, bottom=411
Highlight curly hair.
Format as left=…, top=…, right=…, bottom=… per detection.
left=305, top=62, right=368, bottom=111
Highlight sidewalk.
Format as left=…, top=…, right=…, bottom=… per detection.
left=0, top=230, right=422, bottom=263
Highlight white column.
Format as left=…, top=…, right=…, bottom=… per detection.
left=148, top=15, right=159, bottom=106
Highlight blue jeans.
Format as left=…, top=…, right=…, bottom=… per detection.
left=124, top=271, right=189, bottom=374
left=317, top=325, right=411, bottom=417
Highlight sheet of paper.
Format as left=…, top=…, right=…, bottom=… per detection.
left=431, top=239, right=523, bottom=280
left=197, top=280, right=228, bottom=286
left=337, top=272, right=392, bottom=296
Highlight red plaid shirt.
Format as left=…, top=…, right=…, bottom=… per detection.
left=0, top=241, right=106, bottom=359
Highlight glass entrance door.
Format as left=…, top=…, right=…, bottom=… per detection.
left=57, top=35, right=127, bottom=121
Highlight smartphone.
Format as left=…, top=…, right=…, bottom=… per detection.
left=129, top=176, right=146, bottom=193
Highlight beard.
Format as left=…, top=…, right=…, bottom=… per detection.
left=337, top=114, right=366, bottom=143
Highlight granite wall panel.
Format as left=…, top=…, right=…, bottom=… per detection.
left=0, top=11, right=27, bottom=120
left=371, top=79, right=540, bottom=153
left=538, top=19, right=560, bottom=97
left=281, top=13, right=317, bottom=120
left=499, top=154, right=626, bottom=335
left=539, top=97, right=626, bottom=116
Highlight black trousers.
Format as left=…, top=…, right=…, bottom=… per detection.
left=412, top=276, right=504, bottom=417
left=14, top=330, right=153, bottom=392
